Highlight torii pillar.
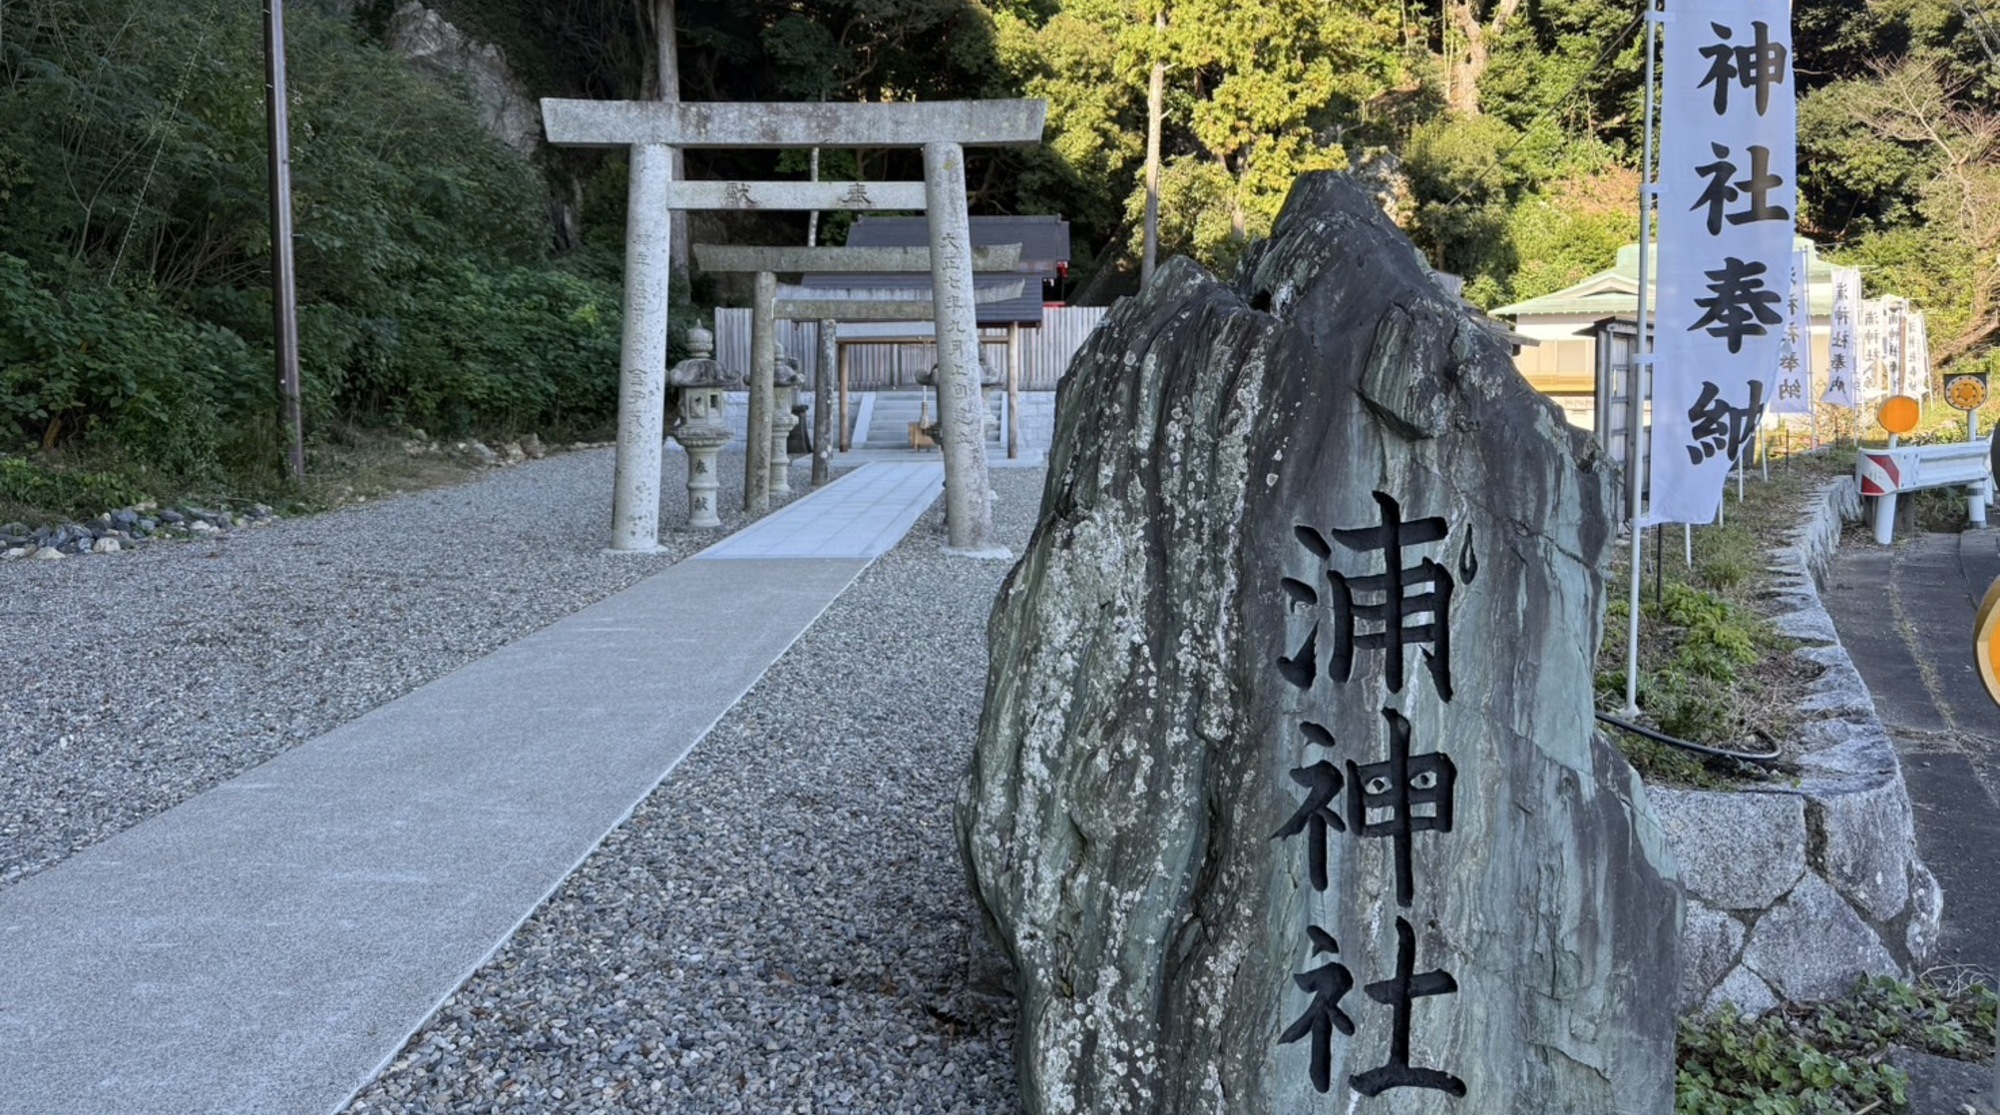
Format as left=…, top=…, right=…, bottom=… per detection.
left=539, top=99, right=1046, bottom=554
left=693, top=243, right=1023, bottom=516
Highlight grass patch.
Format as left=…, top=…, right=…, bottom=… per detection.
left=0, top=424, right=539, bottom=526
left=1677, top=975, right=1997, bottom=1114
left=1597, top=450, right=1852, bottom=785
left=0, top=454, right=152, bottom=525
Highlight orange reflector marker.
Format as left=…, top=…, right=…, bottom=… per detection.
left=1977, top=575, right=2000, bottom=705
left=1878, top=395, right=1921, bottom=436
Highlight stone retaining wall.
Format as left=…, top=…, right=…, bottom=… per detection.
left=1659, top=476, right=1942, bottom=1014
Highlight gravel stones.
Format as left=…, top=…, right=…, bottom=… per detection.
left=0, top=502, right=276, bottom=560
left=0, top=449, right=784, bottom=888
left=340, top=468, right=1043, bottom=1114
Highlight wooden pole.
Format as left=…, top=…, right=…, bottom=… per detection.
left=1006, top=322, right=1022, bottom=459
left=838, top=343, right=851, bottom=453
left=263, top=0, right=304, bottom=484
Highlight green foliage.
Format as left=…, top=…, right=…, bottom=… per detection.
left=1676, top=976, right=1997, bottom=1115
left=347, top=262, right=621, bottom=437
left=0, top=0, right=622, bottom=503
left=1593, top=459, right=1852, bottom=783
left=0, top=253, right=262, bottom=482
left=1503, top=159, right=1638, bottom=306
left=1648, top=583, right=1759, bottom=682
left=0, top=455, right=149, bottom=521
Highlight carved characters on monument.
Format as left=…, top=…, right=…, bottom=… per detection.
left=1273, top=488, right=1473, bottom=1100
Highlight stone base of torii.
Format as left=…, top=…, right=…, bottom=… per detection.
left=537, top=99, right=1046, bottom=556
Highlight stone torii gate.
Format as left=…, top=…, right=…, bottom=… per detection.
left=769, top=280, right=1027, bottom=485
left=661, top=179, right=931, bottom=493
left=693, top=243, right=1022, bottom=510
left=538, top=99, right=1046, bottom=555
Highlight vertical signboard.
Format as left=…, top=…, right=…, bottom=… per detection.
left=1648, top=2, right=1798, bottom=523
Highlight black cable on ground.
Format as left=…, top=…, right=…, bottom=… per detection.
left=1594, top=710, right=1784, bottom=763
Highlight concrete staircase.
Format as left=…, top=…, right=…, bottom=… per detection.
left=710, top=389, right=1054, bottom=458
left=851, top=389, right=1040, bottom=453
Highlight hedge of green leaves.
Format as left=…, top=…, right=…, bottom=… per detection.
left=0, top=0, right=622, bottom=489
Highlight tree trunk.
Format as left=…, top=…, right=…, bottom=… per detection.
left=1444, top=0, right=1521, bottom=117
left=1140, top=6, right=1166, bottom=286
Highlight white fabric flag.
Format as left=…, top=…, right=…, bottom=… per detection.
left=1770, top=246, right=1811, bottom=414
left=1648, top=0, right=1798, bottom=523
left=1859, top=298, right=1885, bottom=398
left=1823, top=267, right=1859, bottom=407
left=1909, top=310, right=1931, bottom=397
left=1884, top=298, right=1907, bottom=395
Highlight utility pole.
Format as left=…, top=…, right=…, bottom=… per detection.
left=1140, top=4, right=1166, bottom=286
left=264, top=0, right=304, bottom=483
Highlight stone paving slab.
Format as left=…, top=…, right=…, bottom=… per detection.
left=0, top=513, right=902, bottom=1112
left=697, top=461, right=943, bottom=561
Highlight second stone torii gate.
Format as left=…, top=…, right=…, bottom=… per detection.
left=539, top=99, right=1046, bottom=555
left=692, top=243, right=1023, bottom=512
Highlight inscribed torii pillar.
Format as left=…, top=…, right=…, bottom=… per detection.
left=539, top=99, right=1047, bottom=554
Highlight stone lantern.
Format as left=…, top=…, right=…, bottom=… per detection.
left=769, top=344, right=804, bottom=498
left=668, top=325, right=742, bottom=529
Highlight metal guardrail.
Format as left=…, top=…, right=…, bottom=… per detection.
left=1856, top=440, right=1992, bottom=544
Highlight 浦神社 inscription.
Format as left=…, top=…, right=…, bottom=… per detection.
left=956, top=173, right=1681, bottom=1114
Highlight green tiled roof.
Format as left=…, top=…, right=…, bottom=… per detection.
left=1492, top=238, right=1838, bottom=319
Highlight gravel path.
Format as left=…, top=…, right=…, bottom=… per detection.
left=0, top=449, right=796, bottom=887
left=341, top=468, right=1042, bottom=1115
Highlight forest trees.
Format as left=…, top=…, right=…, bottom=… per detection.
left=0, top=0, right=622, bottom=485
left=994, top=0, right=1402, bottom=277
left=993, top=0, right=1655, bottom=301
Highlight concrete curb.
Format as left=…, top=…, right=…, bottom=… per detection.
left=1664, top=476, right=1942, bottom=1013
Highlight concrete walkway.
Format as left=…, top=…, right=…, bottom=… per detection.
left=0, top=462, right=944, bottom=1115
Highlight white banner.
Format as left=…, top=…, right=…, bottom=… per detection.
left=1859, top=298, right=1886, bottom=398
left=1648, top=0, right=1798, bottom=523
left=1770, top=247, right=1811, bottom=414
left=1823, top=267, right=1859, bottom=407
left=1909, top=309, right=1931, bottom=397
left=1884, top=298, right=1907, bottom=395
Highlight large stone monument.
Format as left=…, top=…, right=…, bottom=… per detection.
left=957, top=173, right=1681, bottom=1114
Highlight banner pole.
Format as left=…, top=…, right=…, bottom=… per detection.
left=1621, top=2, right=1663, bottom=721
